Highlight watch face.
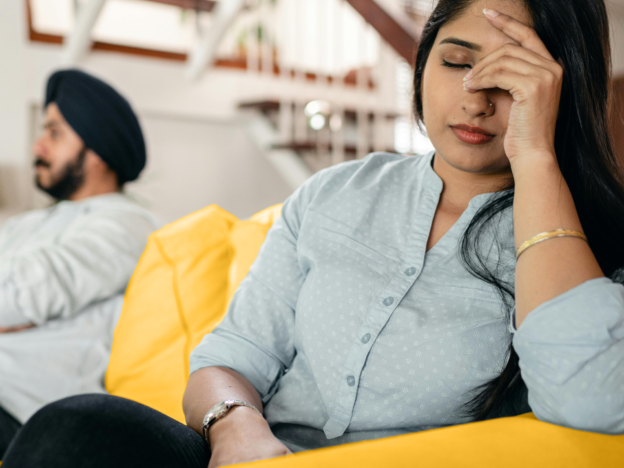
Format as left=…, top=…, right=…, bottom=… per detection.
left=204, top=400, right=247, bottom=430
left=213, top=402, right=229, bottom=419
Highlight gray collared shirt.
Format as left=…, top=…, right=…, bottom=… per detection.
left=190, top=151, right=624, bottom=451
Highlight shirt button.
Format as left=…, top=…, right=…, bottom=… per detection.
left=346, top=375, right=356, bottom=386
left=404, top=267, right=417, bottom=276
left=361, top=333, right=371, bottom=344
left=383, top=296, right=394, bottom=306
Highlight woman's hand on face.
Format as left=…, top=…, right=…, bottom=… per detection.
left=463, top=8, right=563, bottom=168
left=207, top=406, right=292, bottom=468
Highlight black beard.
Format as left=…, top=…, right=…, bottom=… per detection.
left=36, top=147, right=87, bottom=201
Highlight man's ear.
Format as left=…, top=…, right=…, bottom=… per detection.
left=85, top=149, right=117, bottom=183
left=85, top=149, right=108, bottom=170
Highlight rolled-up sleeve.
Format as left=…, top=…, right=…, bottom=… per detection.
left=513, top=277, right=624, bottom=434
left=189, top=170, right=326, bottom=403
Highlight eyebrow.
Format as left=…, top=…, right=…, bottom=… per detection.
left=438, top=37, right=482, bottom=52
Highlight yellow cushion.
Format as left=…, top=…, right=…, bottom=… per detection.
left=105, top=204, right=282, bottom=423
left=235, top=413, right=624, bottom=468
left=106, top=202, right=624, bottom=466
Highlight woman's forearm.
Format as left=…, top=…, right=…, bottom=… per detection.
left=183, top=366, right=265, bottom=435
left=183, top=367, right=292, bottom=464
left=511, top=154, right=604, bottom=327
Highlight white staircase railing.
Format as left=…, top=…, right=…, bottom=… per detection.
left=231, top=0, right=413, bottom=174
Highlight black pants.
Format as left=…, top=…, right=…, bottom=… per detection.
left=0, top=405, right=21, bottom=460
left=1, top=394, right=209, bottom=468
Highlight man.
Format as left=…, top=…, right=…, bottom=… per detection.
left=0, top=69, right=160, bottom=456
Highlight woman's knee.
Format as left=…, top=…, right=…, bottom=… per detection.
left=2, top=393, right=209, bottom=468
left=26, top=393, right=125, bottom=433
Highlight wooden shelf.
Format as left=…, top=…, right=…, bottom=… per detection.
left=146, top=0, right=216, bottom=13
left=238, top=100, right=399, bottom=121
left=271, top=141, right=396, bottom=155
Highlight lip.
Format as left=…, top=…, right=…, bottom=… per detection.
left=451, top=124, right=494, bottom=145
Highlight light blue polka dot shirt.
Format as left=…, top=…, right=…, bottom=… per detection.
left=190, top=151, right=624, bottom=451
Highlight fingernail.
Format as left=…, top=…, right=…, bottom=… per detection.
left=463, top=70, right=473, bottom=81
left=483, top=8, right=500, bottom=18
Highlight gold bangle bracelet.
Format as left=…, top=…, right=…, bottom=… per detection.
left=515, top=229, right=588, bottom=260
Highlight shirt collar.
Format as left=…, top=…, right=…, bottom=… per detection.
left=56, top=192, right=126, bottom=206
left=422, top=149, right=514, bottom=212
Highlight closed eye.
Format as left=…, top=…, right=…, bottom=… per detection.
left=442, top=59, right=472, bottom=69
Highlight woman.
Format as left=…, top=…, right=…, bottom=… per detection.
left=3, top=0, right=624, bottom=466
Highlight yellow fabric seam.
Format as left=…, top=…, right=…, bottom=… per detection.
left=219, top=214, right=236, bottom=315
left=153, top=236, right=192, bottom=380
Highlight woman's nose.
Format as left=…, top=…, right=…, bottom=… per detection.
left=461, top=91, right=495, bottom=117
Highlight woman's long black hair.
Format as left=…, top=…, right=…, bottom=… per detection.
left=413, top=0, right=624, bottom=420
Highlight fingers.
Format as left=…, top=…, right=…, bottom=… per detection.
left=465, top=55, right=558, bottom=92
left=464, top=10, right=564, bottom=97
left=465, top=70, right=526, bottom=94
left=483, top=8, right=555, bottom=61
left=464, top=43, right=561, bottom=82
left=464, top=70, right=555, bottom=105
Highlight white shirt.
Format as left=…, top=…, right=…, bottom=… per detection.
left=0, top=193, right=159, bottom=422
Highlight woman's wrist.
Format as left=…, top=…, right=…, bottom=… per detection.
left=509, top=150, right=585, bottom=249
left=508, top=151, right=559, bottom=182
left=208, top=405, right=271, bottom=450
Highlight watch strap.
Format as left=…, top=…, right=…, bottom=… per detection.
left=201, top=399, right=261, bottom=449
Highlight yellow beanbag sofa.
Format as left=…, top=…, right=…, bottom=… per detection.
left=105, top=203, right=624, bottom=467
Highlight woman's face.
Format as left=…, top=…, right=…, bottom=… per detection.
left=422, top=0, right=532, bottom=174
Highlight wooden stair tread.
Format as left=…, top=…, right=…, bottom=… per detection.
left=239, top=100, right=398, bottom=120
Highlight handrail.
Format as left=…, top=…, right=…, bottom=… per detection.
left=345, top=0, right=419, bottom=64
left=144, top=0, right=216, bottom=13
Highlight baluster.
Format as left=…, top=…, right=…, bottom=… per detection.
left=356, top=17, right=369, bottom=160
left=261, top=0, right=274, bottom=78
left=395, top=56, right=413, bottom=154
left=331, top=0, right=345, bottom=165
left=246, top=0, right=259, bottom=75
left=373, top=41, right=388, bottom=153
left=315, top=0, right=332, bottom=168
left=294, top=0, right=307, bottom=144
left=278, top=0, right=293, bottom=144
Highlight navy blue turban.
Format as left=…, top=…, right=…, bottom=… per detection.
left=45, top=69, right=146, bottom=184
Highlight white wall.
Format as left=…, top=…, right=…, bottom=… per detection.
left=0, top=1, right=298, bottom=225
left=132, top=112, right=294, bottom=223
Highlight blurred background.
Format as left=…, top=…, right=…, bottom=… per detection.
left=1, top=0, right=624, bottom=225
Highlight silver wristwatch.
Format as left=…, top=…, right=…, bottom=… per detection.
left=202, top=399, right=261, bottom=448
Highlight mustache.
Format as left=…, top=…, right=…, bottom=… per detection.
left=34, top=158, right=50, bottom=168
